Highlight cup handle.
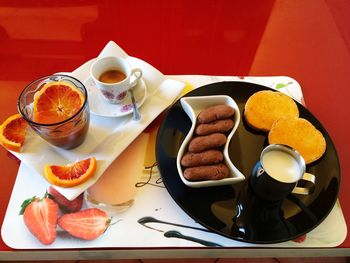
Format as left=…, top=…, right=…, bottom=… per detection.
left=129, top=68, right=143, bottom=88
left=292, top=172, right=316, bottom=195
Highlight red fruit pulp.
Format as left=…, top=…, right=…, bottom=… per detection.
left=23, top=198, right=59, bottom=245
left=58, top=208, right=111, bottom=240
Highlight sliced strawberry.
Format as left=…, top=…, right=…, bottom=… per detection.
left=48, top=186, right=83, bottom=213
left=20, top=196, right=59, bottom=245
left=58, top=208, right=111, bottom=240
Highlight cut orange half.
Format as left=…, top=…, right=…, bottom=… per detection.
left=45, top=157, right=97, bottom=188
left=0, top=114, right=28, bottom=152
left=33, top=81, right=85, bottom=124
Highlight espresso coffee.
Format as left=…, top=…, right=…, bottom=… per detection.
left=91, top=56, right=143, bottom=104
left=99, top=70, right=126, bottom=84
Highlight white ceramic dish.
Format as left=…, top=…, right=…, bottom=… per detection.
left=85, top=76, right=147, bottom=117
left=176, top=95, right=245, bottom=187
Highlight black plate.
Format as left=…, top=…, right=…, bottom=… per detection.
left=156, top=81, right=341, bottom=244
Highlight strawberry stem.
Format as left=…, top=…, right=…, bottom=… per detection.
left=19, top=191, right=50, bottom=215
left=19, top=196, right=37, bottom=215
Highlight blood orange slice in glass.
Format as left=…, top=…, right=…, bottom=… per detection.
left=0, top=113, right=28, bottom=152
left=33, top=81, right=84, bottom=124
left=45, top=157, right=97, bottom=188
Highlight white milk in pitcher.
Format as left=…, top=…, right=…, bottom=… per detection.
left=262, top=149, right=301, bottom=183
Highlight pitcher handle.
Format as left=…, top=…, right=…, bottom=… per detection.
left=292, top=172, right=316, bottom=195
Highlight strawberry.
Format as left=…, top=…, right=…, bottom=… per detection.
left=20, top=195, right=59, bottom=245
left=58, top=208, right=111, bottom=240
left=48, top=186, right=83, bottom=213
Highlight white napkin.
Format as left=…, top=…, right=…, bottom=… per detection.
left=11, top=41, right=185, bottom=200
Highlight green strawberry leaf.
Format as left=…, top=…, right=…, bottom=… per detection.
left=44, top=191, right=52, bottom=199
left=19, top=196, right=37, bottom=215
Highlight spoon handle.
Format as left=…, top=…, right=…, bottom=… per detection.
left=129, top=88, right=141, bottom=121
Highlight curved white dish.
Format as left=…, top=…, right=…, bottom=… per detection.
left=176, top=95, right=245, bottom=187
left=85, top=77, right=147, bottom=117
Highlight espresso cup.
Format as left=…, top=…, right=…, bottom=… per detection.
left=90, top=56, right=142, bottom=104
left=250, top=144, right=315, bottom=202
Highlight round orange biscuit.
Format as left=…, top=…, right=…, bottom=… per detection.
left=268, top=117, right=326, bottom=164
left=244, top=90, right=299, bottom=132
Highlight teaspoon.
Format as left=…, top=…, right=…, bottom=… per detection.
left=129, top=88, right=141, bottom=121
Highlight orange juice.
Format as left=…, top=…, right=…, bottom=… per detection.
left=86, top=133, right=149, bottom=211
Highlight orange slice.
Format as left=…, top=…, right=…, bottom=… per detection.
left=33, top=81, right=84, bottom=124
left=0, top=114, right=28, bottom=152
left=45, top=157, right=97, bottom=188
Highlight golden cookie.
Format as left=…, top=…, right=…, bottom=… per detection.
left=268, top=117, right=326, bottom=164
left=244, top=90, right=299, bottom=132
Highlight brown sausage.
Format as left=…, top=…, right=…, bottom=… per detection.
left=184, top=163, right=230, bottom=181
left=188, top=133, right=227, bottom=153
left=195, top=119, right=234, bottom=135
left=197, top=105, right=235, bottom=124
left=181, top=149, right=224, bottom=167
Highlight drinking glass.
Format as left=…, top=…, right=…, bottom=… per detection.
left=17, top=74, right=90, bottom=150
left=85, top=133, right=149, bottom=214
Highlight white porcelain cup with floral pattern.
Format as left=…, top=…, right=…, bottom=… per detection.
left=90, top=56, right=142, bottom=104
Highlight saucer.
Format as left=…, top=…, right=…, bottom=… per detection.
left=84, top=77, right=147, bottom=117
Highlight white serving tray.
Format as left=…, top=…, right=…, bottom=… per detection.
left=1, top=75, right=346, bottom=249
